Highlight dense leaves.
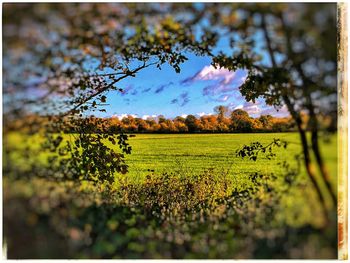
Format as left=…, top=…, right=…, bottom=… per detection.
left=5, top=159, right=335, bottom=259
left=236, top=138, right=289, bottom=161
left=2, top=3, right=338, bottom=259
left=3, top=3, right=216, bottom=183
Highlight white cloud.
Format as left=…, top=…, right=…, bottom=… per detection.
left=195, top=65, right=236, bottom=84
left=141, top=114, right=157, bottom=119
left=231, top=101, right=290, bottom=117
left=196, top=112, right=213, bottom=117
left=234, top=105, right=243, bottom=110
left=219, top=95, right=229, bottom=102
left=112, top=113, right=138, bottom=120
left=244, top=105, right=261, bottom=115
left=260, top=105, right=289, bottom=117
left=239, top=101, right=262, bottom=116
left=181, top=114, right=188, bottom=118
left=240, top=76, right=247, bottom=83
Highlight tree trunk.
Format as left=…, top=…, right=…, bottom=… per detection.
left=295, top=68, right=337, bottom=207
left=311, top=128, right=337, bottom=205
left=278, top=11, right=337, bottom=207
left=260, top=13, right=329, bottom=222
left=283, top=95, right=329, bottom=223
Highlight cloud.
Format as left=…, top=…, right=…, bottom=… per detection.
left=181, top=65, right=236, bottom=85
left=260, top=105, right=289, bottom=117
left=120, top=85, right=134, bottom=96
left=240, top=76, right=247, bottom=83
left=202, top=82, right=237, bottom=96
left=142, top=87, right=152, bottom=93
left=215, top=94, right=235, bottom=102
left=154, top=85, right=166, bottom=94
left=141, top=114, right=158, bottom=120
left=171, top=92, right=190, bottom=107
left=196, top=112, right=213, bottom=117
left=196, top=65, right=236, bottom=84
left=228, top=101, right=290, bottom=117
left=181, top=114, right=188, bottom=118
left=202, top=72, right=247, bottom=97
left=244, top=105, right=261, bottom=115
left=233, top=104, right=243, bottom=110
left=180, top=76, right=195, bottom=85
left=228, top=101, right=262, bottom=116
left=237, top=101, right=262, bottom=116
left=154, top=81, right=174, bottom=94
left=179, top=92, right=190, bottom=106
left=130, top=89, right=138, bottom=96
left=180, top=65, right=247, bottom=104
left=123, top=98, right=131, bottom=105
left=112, top=113, right=138, bottom=120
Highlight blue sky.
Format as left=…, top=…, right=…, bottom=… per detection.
left=95, top=19, right=290, bottom=120
left=18, top=7, right=289, bottom=120
left=99, top=52, right=289, bottom=119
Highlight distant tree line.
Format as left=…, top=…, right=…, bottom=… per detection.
left=110, top=109, right=295, bottom=133
left=7, top=104, right=336, bottom=135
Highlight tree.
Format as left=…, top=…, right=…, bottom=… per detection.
left=157, top=115, right=167, bottom=124
left=259, top=115, right=273, bottom=131
left=3, top=3, right=216, bottom=184
left=200, top=116, right=215, bottom=132
left=230, top=109, right=254, bottom=132
left=135, top=118, right=150, bottom=133
left=214, top=105, right=230, bottom=132
left=201, top=3, right=337, bottom=216
left=185, top=115, right=198, bottom=132
left=174, top=119, right=188, bottom=132
left=214, top=105, right=228, bottom=122
left=3, top=3, right=338, bottom=218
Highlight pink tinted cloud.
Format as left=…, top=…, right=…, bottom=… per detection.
left=195, top=65, right=236, bottom=84
left=180, top=65, right=248, bottom=104
left=260, top=105, right=289, bottom=117
left=181, top=65, right=237, bottom=86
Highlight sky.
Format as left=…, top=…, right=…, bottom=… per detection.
left=100, top=52, right=289, bottom=120
left=19, top=21, right=290, bottom=120
left=96, top=18, right=290, bottom=120
left=10, top=4, right=289, bottom=120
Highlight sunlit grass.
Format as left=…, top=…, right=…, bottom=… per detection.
left=3, top=132, right=338, bottom=258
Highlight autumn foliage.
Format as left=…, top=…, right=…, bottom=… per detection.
left=6, top=108, right=295, bottom=134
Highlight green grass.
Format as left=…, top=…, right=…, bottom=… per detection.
left=4, top=132, right=337, bottom=186
left=4, top=132, right=338, bottom=224
left=119, top=133, right=337, bottom=184
left=3, top=132, right=338, bottom=259
left=118, top=132, right=337, bottom=227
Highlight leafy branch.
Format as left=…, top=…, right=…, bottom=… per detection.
left=236, top=138, right=288, bottom=161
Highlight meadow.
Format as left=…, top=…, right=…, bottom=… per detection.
left=3, top=132, right=338, bottom=259
left=123, top=133, right=337, bottom=181
left=122, top=133, right=337, bottom=229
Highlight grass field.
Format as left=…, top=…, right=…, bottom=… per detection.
left=5, top=132, right=338, bottom=185
left=121, top=132, right=337, bottom=228
left=110, top=132, right=338, bottom=209
left=123, top=132, right=337, bottom=180
left=3, top=132, right=338, bottom=259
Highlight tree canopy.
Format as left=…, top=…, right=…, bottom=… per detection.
left=3, top=2, right=337, bottom=210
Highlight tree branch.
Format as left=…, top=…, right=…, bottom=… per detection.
left=60, top=61, right=157, bottom=117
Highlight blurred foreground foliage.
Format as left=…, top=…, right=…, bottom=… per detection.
left=2, top=3, right=338, bottom=259
left=3, top=132, right=337, bottom=259
left=4, top=166, right=336, bottom=259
